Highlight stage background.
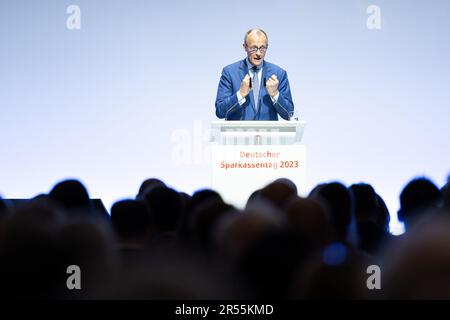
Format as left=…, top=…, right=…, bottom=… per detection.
left=1, top=0, right=449, bottom=234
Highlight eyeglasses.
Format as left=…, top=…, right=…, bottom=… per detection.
left=246, top=45, right=268, bottom=54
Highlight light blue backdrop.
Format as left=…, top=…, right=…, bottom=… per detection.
left=1, top=0, right=449, bottom=234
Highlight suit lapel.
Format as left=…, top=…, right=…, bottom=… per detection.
left=239, top=59, right=248, bottom=79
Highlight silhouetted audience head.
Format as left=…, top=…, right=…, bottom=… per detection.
left=349, top=183, right=378, bottom=222
left=49, top=179, right=91, bottom=212
left=187, top=200, right=235, bottom=250
left=142, top=186, right=182, bottom=234
left=136, top=178, right=166, bottom=200
left=111, top=200, right=151, bottom=241
left=273, top=178, right=298, bottom=194
left=179, top=192, right=191, bottom=211
left=285, top=197, right=333, bottom=246
left=178, top=189, right=223, bottom=242
left=186, top=189, right=223, bottom=214
left=260, top=180, right=297, bottom=210
left=215, top=202, right=283, bottom=260
left=398, top=177, right=442, bottom=229
left=309, top=182, right=354, bottom=241
left=246, top=189, right=262, bottom=207
left=348, top=184, right=392, bottom=254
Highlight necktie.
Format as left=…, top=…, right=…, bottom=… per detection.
left=252, top=66, right=259, bottom=111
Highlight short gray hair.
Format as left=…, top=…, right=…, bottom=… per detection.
left=244, top=28, right=268, bottom=45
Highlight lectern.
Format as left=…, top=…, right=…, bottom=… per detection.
left=210, top=120, right=306, bottom=208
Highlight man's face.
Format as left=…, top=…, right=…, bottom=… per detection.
left=244, top=32, right=268, bottom=67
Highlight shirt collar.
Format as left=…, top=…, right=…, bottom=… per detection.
left=246, top=58, right=263, bottom=72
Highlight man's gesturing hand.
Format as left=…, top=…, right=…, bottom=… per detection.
left=239, top=74, right=252, bottom=98
left=266, top=74, right=279, bottom=97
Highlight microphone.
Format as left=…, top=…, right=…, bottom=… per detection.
left=225, top=99, right=242, bottom=120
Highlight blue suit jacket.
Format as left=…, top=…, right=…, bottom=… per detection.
left=215, top=59, right=295, bottom=120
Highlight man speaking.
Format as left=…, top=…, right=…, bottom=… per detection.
left=215, top=28, right=295, bottom=121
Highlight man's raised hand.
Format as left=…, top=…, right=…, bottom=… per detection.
left=239, top=74, right=252, bottom=98
left=266, top=74, right=279, bottom=97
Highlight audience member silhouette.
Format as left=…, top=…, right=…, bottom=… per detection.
left=141, top=186, right=183, bottom=248
left=215, top=201, right=283, bottom=261
left=49, top=179, right=91, bottom=212
left=186, top=200, right=235, bottom=252
left=273, top=177, right=298, bottom=195
left=309, top=182, right=354, bottom=243
left=285, top=197, right=333, bottom=248
left=398, top=177, right=442, bottom=231
left=246, top=188, right=262, bottom=207
left=111, top=200, right=152, bottom=244
left=259, top=180, right=297, bottom=210
left=48, top=179, right=110, bottom=221
left=185, top=189, right=223, bottom=216
left=136, top=178, right=166, bottom=200
left=178, top=189, right=223, bottom=242
left=349, top=184, right=392, bottom=255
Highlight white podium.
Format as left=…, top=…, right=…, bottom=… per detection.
left=210, top=120, right=307, bottom=208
